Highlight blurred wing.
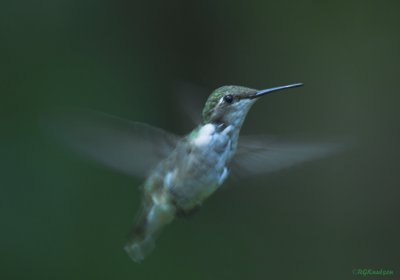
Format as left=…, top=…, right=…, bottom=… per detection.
left=175, top=81, right=207, bottom=126
left=231, top=135, right=345, bottom=177
left=45, top=109, right=179, bottom=178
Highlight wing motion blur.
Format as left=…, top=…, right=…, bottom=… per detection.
left=231, top=135, right=345, bottom=177
left=45, top=109, right=179, bottom=178
left=45, top=109, right=344, bottom=180
left=175, top=81, right=206, bottom=126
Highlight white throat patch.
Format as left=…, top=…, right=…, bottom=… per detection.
left=192, top=124, right=216, bottom=146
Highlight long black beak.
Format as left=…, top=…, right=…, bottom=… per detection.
left=249, top=83, right=303, bottom=99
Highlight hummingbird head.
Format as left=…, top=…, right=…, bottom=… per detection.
left=202, top=83, right=303, bottom=128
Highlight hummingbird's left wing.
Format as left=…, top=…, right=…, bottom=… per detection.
left=231, top=135, right=345, bottom=177
left=175, top=81, right=206, bottom=126
left=45, top=109, right=180, bottom=178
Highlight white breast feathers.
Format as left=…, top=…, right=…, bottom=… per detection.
left=192, top=124, right=216, bottom=147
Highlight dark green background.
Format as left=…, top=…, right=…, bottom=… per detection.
left=1, top=1, right=399, bottom=279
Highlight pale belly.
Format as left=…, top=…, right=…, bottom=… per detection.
left=164, top=146, right=230, bottom=210
left=144, top=124, right=236, bottom=211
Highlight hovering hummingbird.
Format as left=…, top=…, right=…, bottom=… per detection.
left=50, top=83, right=342, bottom=262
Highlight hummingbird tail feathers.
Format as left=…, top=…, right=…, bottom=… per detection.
left=124, top=234, right=155, bottom=263
left=124, top=198, right=176, bottom=262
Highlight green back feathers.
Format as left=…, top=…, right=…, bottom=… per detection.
left=202, top=89, right=224, bottom=123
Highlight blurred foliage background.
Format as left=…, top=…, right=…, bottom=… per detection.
left=1, top=0, right=399, bottom=279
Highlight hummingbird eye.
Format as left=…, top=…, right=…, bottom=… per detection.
left=223, top=95, right=233, bottom=104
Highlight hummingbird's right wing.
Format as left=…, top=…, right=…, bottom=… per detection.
left=44, top=109, right=180, bottom=178
left=231, top=135, right=345, bottom=177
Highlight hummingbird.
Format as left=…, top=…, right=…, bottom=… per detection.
left=49, top=83, right=342, bottom=262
